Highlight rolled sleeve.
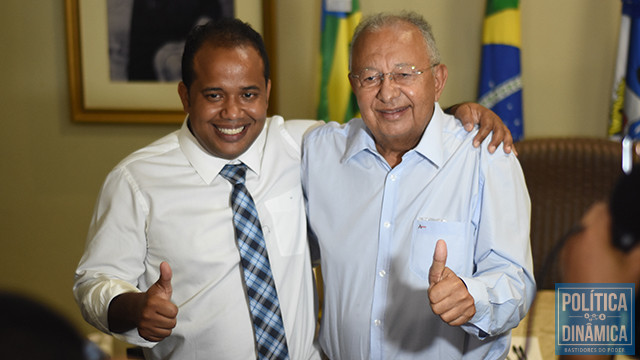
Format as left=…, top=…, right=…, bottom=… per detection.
left=73, top=165, right=150, bottom=339
left=73, top=277, right=140, bottom=334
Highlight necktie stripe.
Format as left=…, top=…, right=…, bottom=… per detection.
left=220, top=163, right=290, bottom=360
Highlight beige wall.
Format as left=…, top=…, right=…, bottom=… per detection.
left=0, top=0, right=181, bottom=345
left=273, top=0, right=621, bottom=138
left=0, top=0, right=621, bottom=353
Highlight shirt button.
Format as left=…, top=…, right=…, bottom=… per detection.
left=374, top=319, right=381, bottom=327
left=379, top=270, right=386, bottom=277
left=383, top=221, right=391, bottom=228
left=263, top=225, right=270, bottom=234
left=390, top=174, right=397, bottom=181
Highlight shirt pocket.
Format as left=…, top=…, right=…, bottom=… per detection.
left=409, top=219, right=470, bottom=281
left=263, top=188, right=305, bottom=256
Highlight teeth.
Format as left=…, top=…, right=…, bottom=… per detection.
left=381, top=107, right=406, bottom=114
left=217, top=126, right=245, bottom=135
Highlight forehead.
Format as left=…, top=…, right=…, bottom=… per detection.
left=352, top=22, right=429, bottom=69
left=193, top=43, right=264, bottom=80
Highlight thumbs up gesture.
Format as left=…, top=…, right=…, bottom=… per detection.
left=137, top=262, right=179, bottom=342
left=427, top=240, right=476, bottom=326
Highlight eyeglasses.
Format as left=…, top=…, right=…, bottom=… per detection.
left=349, top=64, right=438, bottom=88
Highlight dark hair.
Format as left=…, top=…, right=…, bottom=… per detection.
left=181, top=18, right=270, bottom=89
left=610, top=163, right=640, bottom=251
left=0, top=291, right=89, bottom=359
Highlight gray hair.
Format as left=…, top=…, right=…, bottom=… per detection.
left=349, top=11, right=441, bottom=70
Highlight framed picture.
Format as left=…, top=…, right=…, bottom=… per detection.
left=65, top=0, right=275, bottom=124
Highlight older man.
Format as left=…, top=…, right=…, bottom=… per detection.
left=302, top=12, right=535, bottom=359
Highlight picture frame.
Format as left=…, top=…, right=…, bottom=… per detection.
left=64, top=0, right=276, bottom=124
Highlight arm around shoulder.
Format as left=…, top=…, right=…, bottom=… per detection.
left=281, top=117, right=324, bottom=148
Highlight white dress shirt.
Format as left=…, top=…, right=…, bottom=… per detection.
left=302, top=104, right=536, bottom=359
left=74, top=116, right=321, bottom=360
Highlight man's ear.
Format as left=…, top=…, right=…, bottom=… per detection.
left=178, top=81, right=190, bottom=113
left=433, top=64, right=448, bottom=102
left=265, top=79, right=271, bottom=108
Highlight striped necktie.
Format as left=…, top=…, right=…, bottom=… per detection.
left=219, top=163, right=290, bottom=360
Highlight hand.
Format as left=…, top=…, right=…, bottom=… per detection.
left=136, top=262, right=179, bottom=342
left=560, top=202, right=640, bottom=286
left=427, top=240, right=476, bottom=326
left=447, top=103, right=516, bottom=155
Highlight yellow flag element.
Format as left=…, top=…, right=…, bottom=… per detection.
left=609, top=79, right=626, bottom=136
left=326, top=12, right=361, bottom=123
left=482, top=8, right=521, bottom=47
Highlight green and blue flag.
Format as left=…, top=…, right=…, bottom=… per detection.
left=317, top=0, right=361, bottom=123
left=478, top=0, right=523, bottom=141
left=609, top=0, right=640, bottom=140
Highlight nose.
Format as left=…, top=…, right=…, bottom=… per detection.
left=221, top=98, right=242, bottom=120
left=376, top=74, right=401, bottom=102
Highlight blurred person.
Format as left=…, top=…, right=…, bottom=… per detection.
left=560, top=164, right=640, bottom=360
left=0, top=291, right=107, bottom=360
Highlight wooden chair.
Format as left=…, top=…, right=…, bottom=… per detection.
left=516, top=137, right=631, bottom=289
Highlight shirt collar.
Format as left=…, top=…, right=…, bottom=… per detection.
left=341, top=118, right=378, bottom=163
left=414, top=103, right=445, bottom=168
left=341, top=103, right=446, bottom=168
left=178, top=116, right=267, bottom=184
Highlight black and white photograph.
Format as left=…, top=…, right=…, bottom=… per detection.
left=107, top=0, right=234, bottom=82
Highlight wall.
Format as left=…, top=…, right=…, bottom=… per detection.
left=0, top=0, right=622, bottom=355
left=0, top=0, right=181, bottom=354
left=274, top=0, right=621, bottom=138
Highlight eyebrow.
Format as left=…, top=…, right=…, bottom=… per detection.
left=362, top=63, right=414, bottom=71
left=201, top=85, right=262, bottom=92
left=241, top=85, right=262, bottom=92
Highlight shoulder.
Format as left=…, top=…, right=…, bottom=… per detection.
left=283, top=118, right=323, bottom=141
left=440, top=111, right=475, bottom=142
left=112, top=130, right=181, bottom=173
left=304, top=119, right=359, bottom=145
left=265, top=115, right=321, bottom=150
left=439, top=111, right=510, bottom=158
left=434, top=111, right=478, bottom=157
left=438, top=112, right=517, bottom=172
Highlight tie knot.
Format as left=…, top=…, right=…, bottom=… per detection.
left=220, top=163, right=247, bottom=185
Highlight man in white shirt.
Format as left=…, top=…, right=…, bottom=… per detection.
left=74, top=18, right=512, bottom=359
left=74, top=18, right=320, bottom=359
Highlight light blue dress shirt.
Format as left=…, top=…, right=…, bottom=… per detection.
left=302, top=104, right=536, bottom=359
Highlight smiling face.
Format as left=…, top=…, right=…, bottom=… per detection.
left=178, top=43, right=270, bottom=160
left=349, top=21, right=447, bottom=165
